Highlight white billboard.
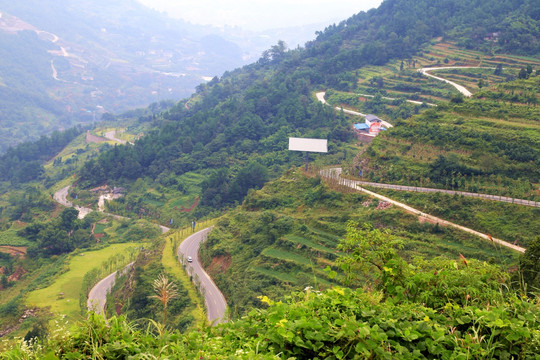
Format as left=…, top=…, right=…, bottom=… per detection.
left=288, top=137, right=328, bottom=153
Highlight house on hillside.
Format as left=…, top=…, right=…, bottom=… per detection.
left=354, top=114, right=386, bottom=137
left=484, top=32, right=500, bottom=42
left=365, top=114, right=382, bottom=127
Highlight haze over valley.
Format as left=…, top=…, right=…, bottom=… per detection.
left=0, top=0, right=370, bottom=152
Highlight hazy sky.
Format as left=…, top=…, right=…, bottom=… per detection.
left=136, top=0, right=383, bottom=31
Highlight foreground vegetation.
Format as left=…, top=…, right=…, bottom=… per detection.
left=200, top=170, right=518, bottom=316
left=3, top=221, right=538, bottom=359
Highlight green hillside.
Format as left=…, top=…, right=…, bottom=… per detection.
left=200, top=169, right=519, bottom=316
left=1, top=0, right=539, bottom=355
left=352, top=75, right=540, bottom=201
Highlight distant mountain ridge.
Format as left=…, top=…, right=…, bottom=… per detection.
left=0, top=0, right=247, bottom=153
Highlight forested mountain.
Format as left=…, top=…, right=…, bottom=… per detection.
left=75, top=0, right=539, bottom=209
left=1, top=0, right=539, bottom=355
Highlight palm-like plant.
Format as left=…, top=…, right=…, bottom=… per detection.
left=148, top=273, right=179, bottom=324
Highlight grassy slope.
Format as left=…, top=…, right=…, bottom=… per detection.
left=25, top=243, right=141, bottom=321
left=328, top=45, right=540, bottom=209
left=363, top=187, right=539, bottom=248
left=199, top=169, right=518, bottom=316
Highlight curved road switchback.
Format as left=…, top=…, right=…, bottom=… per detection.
left=316, top=92, right=393, bottom=129
left=54, top=186, right=93, bottom=219
left=104, top=130, right=134, bottom=145
left=178, top=227, right=227, bottom=325
left=87, top=262, right=134, bottom=315
left=54, top=185, right=171, bottom=318
left=53, top=186, right=169, bottom=233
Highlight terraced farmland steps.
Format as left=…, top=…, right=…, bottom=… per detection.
left=320, top=168, right=527, bottom=254
left=316, top=66, right=498, bottom=118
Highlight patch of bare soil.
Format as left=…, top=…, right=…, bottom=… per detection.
left=86, top=130, right=108, bottom=144
left=0, top=246, right=27, bottom=258
left=376, top=201, right=392, bottom=210
left=174, top=197, right=200, bottom=213
left=8, top=266, right=27, bottom=282
left=207, top=254, right=232, bottom=275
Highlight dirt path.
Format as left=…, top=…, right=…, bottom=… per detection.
left=50, top=60, right=60, bottom=81
left=321, top=168, right=526, bottom=254
left=418, top=66, right=494, bottom=97
left=0, top=246, right=26, bottom=258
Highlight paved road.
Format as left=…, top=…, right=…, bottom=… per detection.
left=104, top=130, right=127, bottom=144
left=178, top=227, right=227, bottom=325
left=104, top=130, right=134, bottom=145
left=418, top=66, right=494, bottom=97
left=354, top=181, right=539, bottom=208
left=321, top=168, right=526, bottom=254
left=53, top=186, right=169, bottom=232
left=87, top=262, right=133, bottom=315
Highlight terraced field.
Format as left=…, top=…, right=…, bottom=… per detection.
left=254, top=228, right=342, bottom=286
left=201, top=169, right=520, bottom=317
left=346, top=41, right=540, bottom=108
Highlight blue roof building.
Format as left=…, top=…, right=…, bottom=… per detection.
left=354, top=123, right=370, bottom=130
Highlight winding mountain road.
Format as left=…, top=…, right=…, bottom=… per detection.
left=418, top=66, right=494, bottom=97
left=104, top=130, right=134, bottom=145
left=321, top=168, right=526, bottom=253
left=53, top=185, right=172, bottom=314
left=178, top=227, right=227, bottom=325
left=357, top=92, right=436, bottom=107
left=87, top=262, right=133, bottom=316
left=54, top=186, right=93, bottom=219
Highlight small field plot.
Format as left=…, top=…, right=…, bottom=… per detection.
left=0, top=226, right=31, bottom=246
left=25, top=243, right=141, bottom=320
left=281, top=234, right=337, bottom=256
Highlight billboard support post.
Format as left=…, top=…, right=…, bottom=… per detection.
left=288, top=137, right=328, bottom=172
